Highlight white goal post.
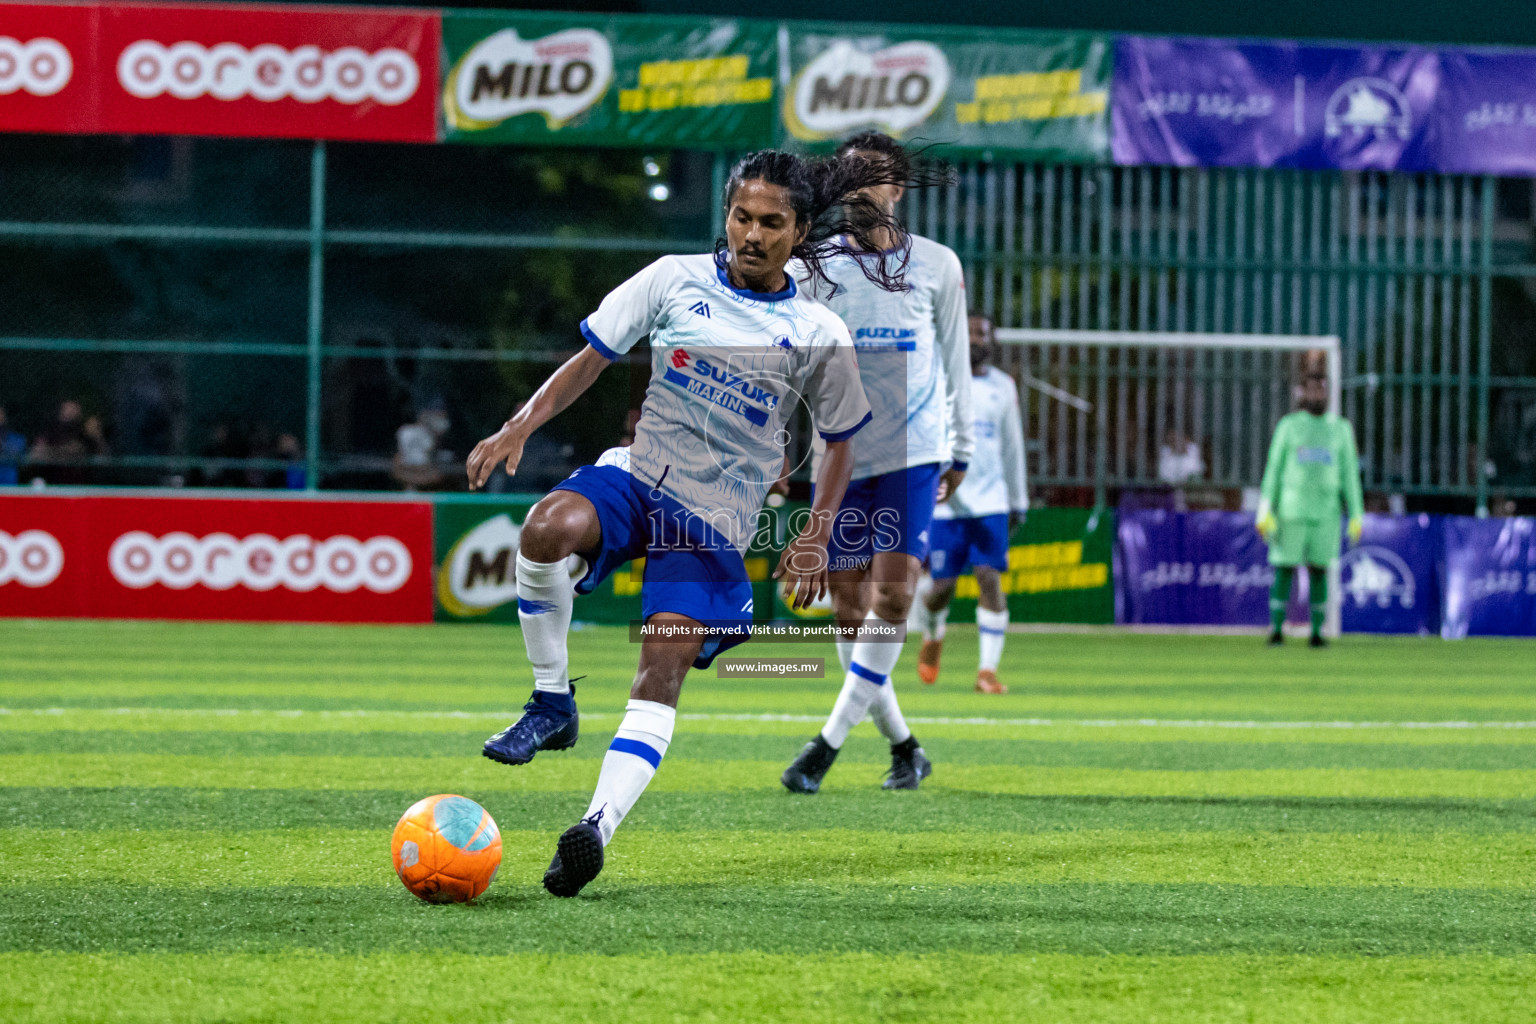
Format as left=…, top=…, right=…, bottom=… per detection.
left=991, top=329, right=1343, bottom=636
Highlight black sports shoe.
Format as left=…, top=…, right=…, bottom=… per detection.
left=1309, top=633, right=1328, bottom=648
left=781, top=734, right=839, bottom=794
left=883, top=737, right=932, bottom=790
left=1267, top=630, right=1285, bottom=646
left=483, top=682, right=582, bottom=766
left=542, top=813, right=605, bottom=898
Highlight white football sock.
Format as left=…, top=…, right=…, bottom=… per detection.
left=928, top=603, right=950, bottom=642
left=821, top=612, right=906, bottom=749
left=977, top=607, right=1009, bottom=672
left=583, top=699, right=675, bottom=845
left=516, top=552, right=574, bottom=694
left=869, top=680, right=912, bottom=745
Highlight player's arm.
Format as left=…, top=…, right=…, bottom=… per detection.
left=1256, top=417, right=1290, bottom=538
left=468, top=258, right=669, bottom=490
left=1340, top=419, right=1365, bottom=543
left=467, top=348, right=610, bottom=490
left=935, top=251, right=973, bottom=501
left=1001, top=384, right=1029, bottom=529
left=777, top=439, right=855, bottom=610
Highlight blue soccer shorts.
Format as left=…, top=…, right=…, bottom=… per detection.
left=928, top=513, right=1011, bottom=580
left=551, top=463, right=752, bottom=669
left=821, top=462, right=943, bottom=574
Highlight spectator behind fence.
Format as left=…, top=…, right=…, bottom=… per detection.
left=277, top=433, right=306, bottom=490
left=0, top=406, right=25, bottom=485
left=29, top=400, right=109, bottom=484
left=392, top=405, right=452, bottom=491
left=1158, top=428, right=1206, bottom=486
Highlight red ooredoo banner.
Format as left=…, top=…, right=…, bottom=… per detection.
left=0, top=494, right=434, bottom=623
left=0, top=1, right=439, bottom=141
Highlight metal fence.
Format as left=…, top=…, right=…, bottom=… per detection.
left=3, top=134, right=1535, bottom=509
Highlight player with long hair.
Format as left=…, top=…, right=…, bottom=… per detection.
left=465, top=148, right=927, bottom=897
left=781, top=131, right=971, bottom=793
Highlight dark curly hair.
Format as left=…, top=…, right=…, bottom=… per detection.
left=718, top=139, right=949, bottom=293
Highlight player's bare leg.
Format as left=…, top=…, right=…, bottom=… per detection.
left=916, top=575, right=957, bottom=684
left=545, top=613, right=703, bottom=897
left=483, top=491, right=603, bottom=766
left=973, top=565, right=1009, bottom=694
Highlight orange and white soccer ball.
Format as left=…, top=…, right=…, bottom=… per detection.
left=391, top=794, right=502, bottom=903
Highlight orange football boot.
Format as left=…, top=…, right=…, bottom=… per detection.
left=917, top=638, right=943, bottom=684
left=975, top=669, right=1008, bottom=695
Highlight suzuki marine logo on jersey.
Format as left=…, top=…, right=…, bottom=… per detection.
left=446, top=28, right=612, bottom=132
left=1341, top=545, right=1415, bottom=609
left=671, top=348, right=692, bottom=369
left=663, top=357, right=780, bottom=427
left=854, top=328, right=916, bottom=340
left=786, top=40, right=949, bottom=140
left=0, top=530, right=64, bottom=588
left=437, top=513, right=521, bottom=617
left=117, top=41, right=420, bottom=105
left=109, top=531, right=412, bottom=594
left=0, top=37, right=72, bottom=97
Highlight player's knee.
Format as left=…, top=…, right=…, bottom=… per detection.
left=974, top=568, right=1005, bottom=606
left=519, top=501, right=584, bottom=563
left=871, top=582, right=912, bottom=622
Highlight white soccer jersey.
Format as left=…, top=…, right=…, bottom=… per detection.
left=802, top=234, right=973, bottom=481
left=936, top=365, right=1028, bottom=520
left=581, top=253, right=871, bottom=553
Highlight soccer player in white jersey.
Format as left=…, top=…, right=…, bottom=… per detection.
left=781, top=132, right=973, bottom=794
left=911, top=313, right=1028, bottom=694
left=464, top=150, right=931, bottom=898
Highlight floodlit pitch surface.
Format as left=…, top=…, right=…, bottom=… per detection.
left=3, top=621, right=1536, bottom=1023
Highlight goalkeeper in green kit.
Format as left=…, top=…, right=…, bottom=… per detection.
left=1256, top=365, right=1364, bottom=647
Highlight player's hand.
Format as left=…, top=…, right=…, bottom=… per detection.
left=1256, top=512, right=1278, bottom=543
left=774, top=527, right=829, bottom=611
left=1347, top=515, right=1364, bottom=546
left=466, top=422, right=527, bottom=491
left=936, top=467, right=966, bottom=503
left=769, top=475, right=791, bottom=498
left=1009, top=509, right=1026, bottom=533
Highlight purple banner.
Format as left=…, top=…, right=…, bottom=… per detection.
left=1112, top=36, right=1536, bottom=175
left=1340, top=514, right=1437, bottom=635
left=1116, top=509, right=1273, bottom=626
left=1441, top=517, right=1536, bottom=638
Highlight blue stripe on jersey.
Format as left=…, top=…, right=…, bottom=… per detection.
left=819, top=409, right=873, bottom=443
left=849, top=661, right=888, bottom=686
left=580, top=318, right=620, bottom=360
left=662, top=367, right=770, bottom=426
left=609, top=736, right=664, bottom=768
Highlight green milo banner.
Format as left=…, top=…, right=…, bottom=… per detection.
left=771, top=506, right=1114, bottom=624
left=442, top=12, right=778, bottom=147
left=781, top=25, right=1110, bottom=160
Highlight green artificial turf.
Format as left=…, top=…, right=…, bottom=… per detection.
left=2, top=619, right=1534, bottom=1023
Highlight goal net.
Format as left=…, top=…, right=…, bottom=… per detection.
left=991, top=329, right=1343, bottom=634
